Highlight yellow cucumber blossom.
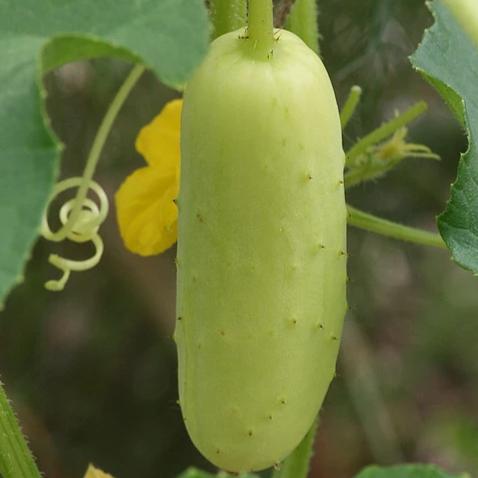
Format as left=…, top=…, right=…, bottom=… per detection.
left=115, top=98, right=182, bottom=256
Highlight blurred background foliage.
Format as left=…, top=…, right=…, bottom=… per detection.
left=1, top=1, right=476, bottom=477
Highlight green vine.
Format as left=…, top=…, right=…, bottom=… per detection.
left=41, top=64, right=144, bottom=291
left=347, top=206, right=446, bottom=249
left=346, top=101, right=428, bottom=167
left=284, top=0, right=320, bottom=54
left=339, top=85, right=443, bottom=249
left=271, top=419, right=318, bottom=478
left=0, top=381, right=42, bottom=478
left=209, top=0, right=247, bottom=37
left=344, top=127, right=439, bottom=189
left=340, top=85, right=362, bottom=128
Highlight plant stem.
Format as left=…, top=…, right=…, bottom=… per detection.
left=209, top=0, right=247, bottom=37
left=52, top=63, right=144, bottom=242
left=344, top=158, right=402, bottom=189
left=271, top=419, right=318, bottom=478
left=344, top=149, right=438, bottom=189
left=347, top=206, right=446, bottom=249
left=346, top=101, right=427, bottom=167
left=340, top=85, right=362, bottom=129
left=285, top=0, right=320, bottom=55
left=248, top=0, right=274, bottom=57
left=0, top=381, right=42, bottom=478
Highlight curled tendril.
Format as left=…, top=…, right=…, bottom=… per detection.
left=41, top=177, right=109, bottom=291
left=38, top=65, right=144, bottom=291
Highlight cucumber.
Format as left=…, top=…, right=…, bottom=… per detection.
left=176, top=27, right=346, bottom=473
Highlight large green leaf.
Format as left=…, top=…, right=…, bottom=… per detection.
left=355, top=464, right=468, bottom=478
left=0, top=0, right=209, bottom=305
left=411, top=0, right=478, bottom=274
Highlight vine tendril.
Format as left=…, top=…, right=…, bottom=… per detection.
left=41, top=63, right=145, bottom=291
left=41, top=177, right=108, bottom=291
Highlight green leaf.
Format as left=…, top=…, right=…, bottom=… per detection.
left=177, top=468, right=259, bottom=478
left=355, top=464, right=469, bottom=478
left=0, top=0, right=209, bottom=304
left=410, top=0, right=478, bottom=274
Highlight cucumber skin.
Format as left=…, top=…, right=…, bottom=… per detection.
left=176, top=28, right=347, bottom=473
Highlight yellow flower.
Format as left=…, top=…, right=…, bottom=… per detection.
left=115, top=99, right=182, bottom=256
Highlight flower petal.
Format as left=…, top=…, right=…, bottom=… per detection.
left=83, top=465, right=114, bottom=478
left=135, top=98, right=182, bottom=174
left=115, top=166, right=178, bottom=256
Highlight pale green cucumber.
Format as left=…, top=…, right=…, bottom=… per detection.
left=176, top=27, right=346, bottom=473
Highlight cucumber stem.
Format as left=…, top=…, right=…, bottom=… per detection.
left=248, top=0, right=274, bottom=58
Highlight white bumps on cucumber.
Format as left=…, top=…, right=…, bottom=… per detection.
left=175, top=28, right=347, bottom=473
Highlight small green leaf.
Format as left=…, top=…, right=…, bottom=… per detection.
left=0, top=0, right=209, bottom=304
left=177, top=468, right=259, bottom=478
left=410, top=0, right=478, bottom=273
left=355, top=464, right=469, bottom=478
